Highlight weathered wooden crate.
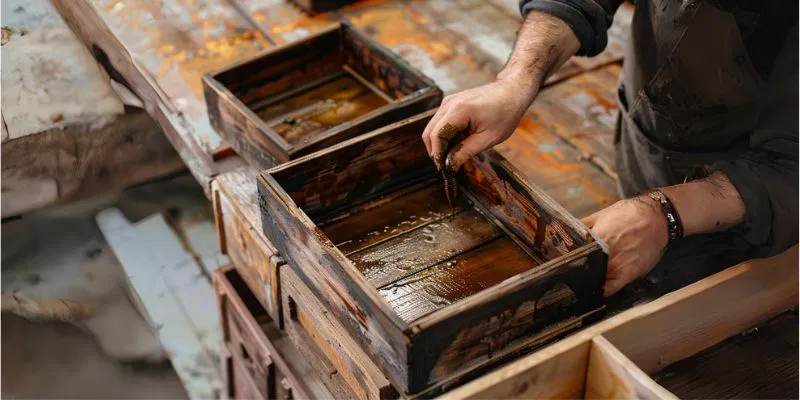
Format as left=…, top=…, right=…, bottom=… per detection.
left=257, top=110, right=608, bottom=394
left=214, top=264, right=346, bottom=399
left=203, top=21, right=442, bottom=169
left=289, top=0, right=360, bottom=14
left=282, top=262, right=399, bottom=400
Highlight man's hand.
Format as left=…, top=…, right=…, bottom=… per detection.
left=421, top=11, right=580, bottom=173
left=583, top=172, right=746, bottom=296
left=421, top=79, right=533, bottom=173
left=582, top=197, right=669, bottom=297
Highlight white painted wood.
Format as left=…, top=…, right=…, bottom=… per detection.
left=96, top=208, right=223, bottom=400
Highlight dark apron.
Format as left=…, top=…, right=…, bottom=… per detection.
left=609, top=1, right=771, bottom=307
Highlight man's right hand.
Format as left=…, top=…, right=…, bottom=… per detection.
left=421, top=78, right=535, bottom=175
left=420, top=11, right=580, bottom=175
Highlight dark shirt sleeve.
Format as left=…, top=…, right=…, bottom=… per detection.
left=708, top=28, right=799, bottom=257
left=518, top=0, right=624, bottom=56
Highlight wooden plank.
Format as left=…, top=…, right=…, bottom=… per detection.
left=282, top=266, right=397, bottom=400
left=441, top=245, right=798, bottom=399
left=213, top=179, right=282, bottom=323
left=351, top=208, right=503, bottom=289
left=50, top=0, right=228, bottom=191
left=322, top=183, right=467, bottom=254
left=602, top=245, right=799, bottom=375
left=530, top=64, right=622, bottom=178
left=96, top=208, right=222, bottom=400
left=2, top=111, right=185, bottom=218
left=652, top=312, right=798, bottom=399
left=380, top=236, right=537, bottom=323
left=585, top=336, right=677, bottom=399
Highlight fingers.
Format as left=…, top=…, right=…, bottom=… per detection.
left=445, top=133, right=488, bottom=175
left=422, top=105, right=446, bottom=157
left=421, top=96, right=456, bottom=160
left=427, top=106, right=470, bottom=171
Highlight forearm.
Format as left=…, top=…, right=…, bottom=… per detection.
left=660, top=171, right=746, bottom=237
left=497, top=11, right=580, bottom=104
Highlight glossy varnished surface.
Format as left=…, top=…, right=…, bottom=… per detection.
left=257, top=71, right=389, bottom=145
left=380, top=236, right=538, bottom=323
left=320, top=182, right=542, bottom=322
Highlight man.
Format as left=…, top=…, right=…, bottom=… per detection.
left=422, top=1, right=798, bottom=297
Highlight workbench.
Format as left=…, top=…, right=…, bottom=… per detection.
left=50, top=0, right=797, bottom=398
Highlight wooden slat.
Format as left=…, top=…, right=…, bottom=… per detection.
left=531, top=64, right=622, bottom=178
left=585, top=336, right=677, bottom=399
left=351, top=208, right=503, bottom=289
left=322, top=183, right=467, bottom=254
left=602, top=245, right=799, bottom=375
left=381, top=236, right=537, bottom=323
left=96, top=208, right=223, bottom=399
left=652, top=312, right=798, bottom=399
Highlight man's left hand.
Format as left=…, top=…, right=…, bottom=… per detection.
left=582, top=197, right=669, bottom=297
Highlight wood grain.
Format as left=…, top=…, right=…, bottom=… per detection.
left=1, top=111, right=184, bottom=218
left=652, top=311, right=798, bottom=399
left=352, top=208, right=503, bottom=289
left=213, top=266, right=314, bottom=400
left=380, top=236, right=536, bottom=323
left=259, top=111, right=606, bottom=394
left=282, top=265, right=398, bottom=400
left=322, top=183, right=467, bottom=254
left=585, top=336, right=677, bottom=399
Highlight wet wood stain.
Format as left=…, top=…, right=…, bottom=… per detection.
left=257, top=71, right=389, bottom=144
left=320, top=182, right=541, bottom=322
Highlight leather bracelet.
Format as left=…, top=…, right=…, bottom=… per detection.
left=648, top=190, right=684, bottom=245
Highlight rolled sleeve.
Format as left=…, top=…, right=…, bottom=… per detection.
left=519, top=0, right=623, bottom=56
left=708, top=28, right=799, bottom=256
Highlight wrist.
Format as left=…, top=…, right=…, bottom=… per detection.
left=635, top=195, right=671, bottom=251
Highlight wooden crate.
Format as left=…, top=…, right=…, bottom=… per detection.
left=282, top=263, right=399, bottom=400
left=203, top=21, right=442, bottom=169
left=257, top=110, right=608, bottom=394
left=214, top=265, right=346, bottom=400
left=213, top=177, right=284, bottom=325
left=289, top=0, right=360, bottom=14
left=443, top=246, right=798, bottom=399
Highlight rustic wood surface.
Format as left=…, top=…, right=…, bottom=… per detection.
left=282, top=265, right=397, bottom=400
left=1, top=0, right=185, bottom=217
left=53, top=0, right=629, bottom=213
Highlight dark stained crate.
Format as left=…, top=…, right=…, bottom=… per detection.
left=203, top=21, right=442, bottom=169
left=256, top=110, right=608, bottom=394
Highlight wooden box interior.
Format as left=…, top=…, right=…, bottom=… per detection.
left=206, top=21, right=440, bottom=161
left=259, top=110, right=607, bottom=393
left=269, top=125, right=597, bottom=324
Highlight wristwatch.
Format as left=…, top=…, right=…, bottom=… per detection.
left=648, top=190, right=684, bottom=245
